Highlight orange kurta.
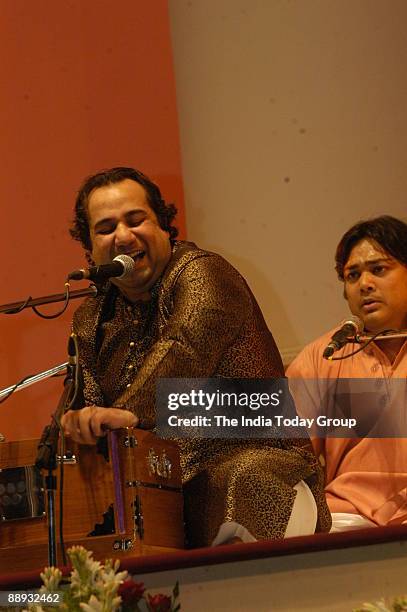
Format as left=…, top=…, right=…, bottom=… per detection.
left=287, top=329, right=407, bottom=525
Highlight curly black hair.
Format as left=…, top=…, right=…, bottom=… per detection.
left=70, top=167, right=178, bottom=253
left=335, top=215, right=407, bottom=280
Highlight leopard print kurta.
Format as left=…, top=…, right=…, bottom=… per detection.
left=73, top=241, right=331, bottom=546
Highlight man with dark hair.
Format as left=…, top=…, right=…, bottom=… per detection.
left=61, top=166, right=330, bottom=546
left=287, top=215, right=407, bottom=531
left=70, top=167, right=179, bottom=254
left=335, top=215, right=407, bottom=281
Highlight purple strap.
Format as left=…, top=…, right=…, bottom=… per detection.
left=110, top=431, right=125, bottom=534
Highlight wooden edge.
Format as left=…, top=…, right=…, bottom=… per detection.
left=2, top=524, right=407, bottom=589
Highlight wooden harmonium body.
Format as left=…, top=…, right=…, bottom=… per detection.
left=0, top=429, right=184, bottom=574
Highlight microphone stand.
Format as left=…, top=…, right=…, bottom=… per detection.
left=0, top=362, right=68, bottom=402
left=358, top=330, right=407, bottom=342
left=0, top=285, right=97, bottom=314
left=0, top=283, right=87, bottom=567
left=0, top=350, right=77, bottom=567
left=0, top=283, right=95, bottom=440
left=35, top=336, right=78, bottom=568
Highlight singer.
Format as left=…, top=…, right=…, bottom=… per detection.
left=60, top=166, right=330, bottom=547
left=287, top=215, right=407, bottom=531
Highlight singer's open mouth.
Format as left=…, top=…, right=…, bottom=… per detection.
left=131, top=251, right=146, bottom=261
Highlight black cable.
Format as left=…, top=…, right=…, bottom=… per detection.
left=65, top=334, right=80, bottom=411
left=330, top=329, right=397, bottom=360
left=0, top=365, right=69, bottom=405
left=0, top=373, right=36, bottom=404
left=31, top=282, right=71, bottom=319
left=2, top=296, right=32, bottom=314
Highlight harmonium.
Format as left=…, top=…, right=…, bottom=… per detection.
left=0, top=429, right=184, bottom=574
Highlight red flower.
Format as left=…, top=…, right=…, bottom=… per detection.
left=147, top=592, right=172, bottom=612
left=118, top=579, right=146, bottom=605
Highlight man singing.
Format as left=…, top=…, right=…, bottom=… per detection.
left=287, top=215, right=407, bottom=531
left=61, top=166, right=330, bottom=546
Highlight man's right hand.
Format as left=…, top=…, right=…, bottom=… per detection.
left=60, top=406, right=138, bottom=445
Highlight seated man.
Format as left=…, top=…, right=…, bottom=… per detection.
left=287, top=215, right=407, bottom=531
left=61, top=166, right=330, bottom=546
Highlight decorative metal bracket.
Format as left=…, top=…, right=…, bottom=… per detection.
left=56, top=451, right=77, bottom=465
left=147, top=449, right=172, bottom=479
left=112, top=538, right=133, bottom=551
left=124, top=434, right=137, bottom=448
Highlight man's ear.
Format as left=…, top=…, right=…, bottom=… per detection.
left=342, top=285, right=348, bottom=301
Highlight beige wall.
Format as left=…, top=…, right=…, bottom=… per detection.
left=169, top=0, right=407, bottom=363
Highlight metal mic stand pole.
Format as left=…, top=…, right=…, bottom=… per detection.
left=35, top=340, right=77, bottom=568
left=0, top=286, right=97, bottom=314
left=358, top=330, right=407, bottom=341
left=0, top=362, right=68, bottom=402
left=0, top=284, right=94, bottom=443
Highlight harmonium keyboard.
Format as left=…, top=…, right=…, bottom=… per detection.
left=0, top=428, right=184, bottom=574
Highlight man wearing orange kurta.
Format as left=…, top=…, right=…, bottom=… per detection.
left=287, top=216, right=407, bottom=530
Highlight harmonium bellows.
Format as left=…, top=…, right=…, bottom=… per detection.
left=0, top=428, right=184, bottom=574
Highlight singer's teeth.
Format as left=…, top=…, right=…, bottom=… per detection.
left=132, top=251, right=145, bottom=260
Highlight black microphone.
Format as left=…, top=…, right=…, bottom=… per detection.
left=68, top=254, right=134, bottom=282
left=323, top=316, right=364, bottom=359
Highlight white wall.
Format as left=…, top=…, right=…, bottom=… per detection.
left=169, top=0, right=407, bottom=363
left=136, top=538, right=407, bottom=611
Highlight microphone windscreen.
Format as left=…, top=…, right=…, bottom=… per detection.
left=113, top=254, right=135, bottom=279
left=341, top=315, right=364, bottom=333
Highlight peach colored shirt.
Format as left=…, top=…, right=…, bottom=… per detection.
left=287, top=329, right=407, bottom=525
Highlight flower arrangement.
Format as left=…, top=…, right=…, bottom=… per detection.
left=23, top=546, right=180, bottom=612
left=354, top=595, right=407, bottom=611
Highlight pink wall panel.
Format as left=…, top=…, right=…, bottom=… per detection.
left=0, top=0, right=185, bottom=439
